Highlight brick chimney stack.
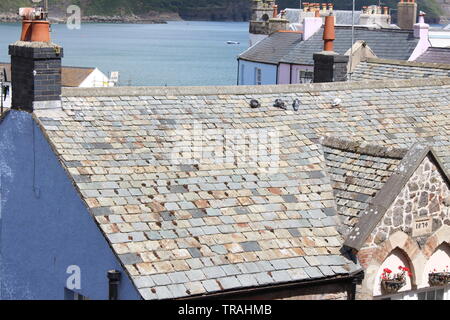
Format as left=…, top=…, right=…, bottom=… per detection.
left=9, top=6, right=63, bottom=112
left=313, top=14, right=349, bottom=83
left=397, top=0, right=417, bottom=30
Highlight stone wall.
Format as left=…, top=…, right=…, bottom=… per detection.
left=367, top=155, right=450, bottom=247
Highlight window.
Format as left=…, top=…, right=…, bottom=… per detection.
left=298, top=70, right=313, bottom=84
left=254, top=68, right=262, bottom=85
left=418, top=288, right=445, bottom=300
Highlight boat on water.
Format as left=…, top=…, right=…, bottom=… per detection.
left=226, top=41, right=240, bottom=45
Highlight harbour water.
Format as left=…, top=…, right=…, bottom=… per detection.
left=0, top=21, right=249, bottom=86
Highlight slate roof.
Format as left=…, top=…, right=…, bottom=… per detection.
left=320, top=136, right=406, bottom=234
left=29, top=76, right=450, bottom=299
left=240, top=26, right=418, bottom=66
left=351, top=58, right=450, bottom=81
left=415, top=47, right=450, bottom=64
left=239, top=31, right=303, bottom=64
left=281, top=26, right=419, bottom=65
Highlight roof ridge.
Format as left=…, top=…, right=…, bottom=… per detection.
left=61, top=77, right=450, bottom=97
left=334, top=25, right=412, bottom=33
left=363, top=57, right=450, bottom=70
left=320, top=136, right=408, bottom=159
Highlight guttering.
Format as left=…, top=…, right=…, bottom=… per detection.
left=175, top=270, right=364, bottom=300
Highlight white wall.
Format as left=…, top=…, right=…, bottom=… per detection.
left=79, top=68, right=112, bottom=88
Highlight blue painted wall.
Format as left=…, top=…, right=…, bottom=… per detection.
left=0, top=110, right=141, bottom=300
left=238, top=60, right=278, bottom=85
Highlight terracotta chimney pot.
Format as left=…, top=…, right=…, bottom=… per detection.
left=273, top=5, right=278, bottom=18
left=30, top=20, right=51, bottom=42
left=323, top=14, right=335, bottom=51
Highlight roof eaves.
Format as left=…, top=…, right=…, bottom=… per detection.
left=175, top=270, right=364, bottom=300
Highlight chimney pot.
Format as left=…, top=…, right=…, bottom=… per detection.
left=323, top=14, right=335, bottom=52
left=30, top=20, right=51, bottom=42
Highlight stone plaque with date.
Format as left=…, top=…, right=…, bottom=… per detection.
left=412, top=217, right=432, bottom=237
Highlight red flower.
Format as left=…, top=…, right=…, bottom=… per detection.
left=384, top=268, right=392, bottom=274
left=408, top=272, right=413, bottom=277
left=402, top=267, right=410, bottom=272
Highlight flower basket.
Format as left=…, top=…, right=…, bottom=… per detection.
left=381, top=279, right=406, bottom=294
left=428, top=272, right=450, bottom=286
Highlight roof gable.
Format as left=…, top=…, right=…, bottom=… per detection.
left=344, top=144, right=450, bottom=250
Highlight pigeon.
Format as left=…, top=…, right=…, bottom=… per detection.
left=274, top=99, right=287, bottom=110
left=292, top=99, right=300, bottom=111
left=332, top=98, right=342, bottom=107
left=250, top=99, right=261, bottom=109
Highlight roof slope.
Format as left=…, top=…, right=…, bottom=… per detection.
left=415, top=47, right=450, bottom=64
left=32, top=77, right=450, bottom=299
left=320, top=136, right=406, bottom=234
left=352, top=58, right=450, bottom=81
left=61, top=66, right=95, bottom=87
left=281, top=26, right=419, bottom=65
left=238, top=31, right=303, bottom=64
left=33, top=87, right=358, bottom=300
